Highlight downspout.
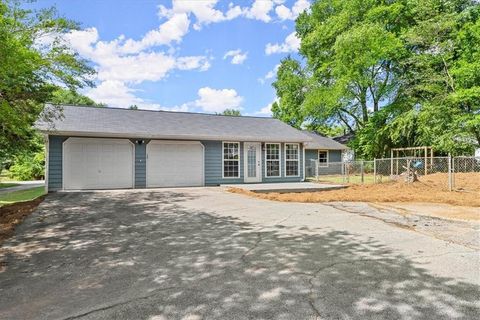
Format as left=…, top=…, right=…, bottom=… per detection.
left=44, top=134, right=49, bottom=193
left=302, top=143, right=306, bottom=182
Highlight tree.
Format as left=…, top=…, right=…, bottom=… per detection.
left=50, top=88, right=105, bottom=107
left=0, top=0, right=94, bottom=164
left=272, top=0, right=479, bottom=157
left=217, top=109, right=241, bottom=116
left=129, top=104, right=139, bottom=110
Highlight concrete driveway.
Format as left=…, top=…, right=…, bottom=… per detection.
left=0, top=188, right=479, bottom=320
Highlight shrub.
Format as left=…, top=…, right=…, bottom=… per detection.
left=8, top=151, right=45, bottom=181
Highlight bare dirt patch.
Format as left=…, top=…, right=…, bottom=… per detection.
left=0, top=196, right=45, bottom=245
left=228, top=173, right=480, bottom=215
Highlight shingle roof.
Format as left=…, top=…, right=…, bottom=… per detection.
left=302, top=131, right=349, bottom=150
left=35, top=105, right=312, bottom=143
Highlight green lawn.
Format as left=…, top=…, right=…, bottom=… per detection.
left=0, top=183, right=19, bottom=189
left=0, top=187, right=45, bottom=206
left=308, top=174, right=376, bottom=184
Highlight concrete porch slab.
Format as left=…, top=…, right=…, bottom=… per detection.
left=222, top=182, right=347, bottom=193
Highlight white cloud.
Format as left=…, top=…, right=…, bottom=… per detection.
left=193, top=87, right=243, bottom=112
left=265, top=32, right=300, bottom=55
left=258, top=64, right=280, bottom=84
left=275, top=0, right=310, bottom=20
left=253, top=100, right=277, bottom=116
left=86, top=80, right=160, bottom=109
left=176, top=56, right=211, bottom=71
left=223, top=49, right=248, bottom=64
left=244, top=0, right=274, bottom=22
left=120, top=13, right=190, bottom=53
left=158, top=0, right=243, bottom=30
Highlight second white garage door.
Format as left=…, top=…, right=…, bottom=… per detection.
left=146, top=141, right=204, bottom=187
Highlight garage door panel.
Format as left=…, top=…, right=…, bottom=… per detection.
left=147, top=142, right=203, bottom=188
left=64, top=138, right=133, bottom=190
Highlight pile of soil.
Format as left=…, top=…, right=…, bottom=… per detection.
left=0, top=196, right=45, bottom=245
left=229, top=172, right=480, bottom=207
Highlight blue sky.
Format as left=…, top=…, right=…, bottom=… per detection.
left=31, top=0, right=308, bottom=116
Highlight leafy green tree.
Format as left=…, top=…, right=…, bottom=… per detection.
left=50, top=88, right=104, bottom=107
left=273, top=0, right=479, bottom=157
left=129, top=104, right=139, bottom=110
left=217, top=108, right=241, bottom=116
left=0, top=0, right=94, bottom=164
left=271, top=58, right=307, bottom=128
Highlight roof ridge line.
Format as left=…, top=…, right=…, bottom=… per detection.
left=47, top=104, right=277, bottom=120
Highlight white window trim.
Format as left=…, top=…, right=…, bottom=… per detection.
left=284, top=143, right=300, bottom=177
left=222, top=141, right=240, bottom=179
left=265, top=143, right=281, bottom=178
left=318, top=149, right=329, bottom=167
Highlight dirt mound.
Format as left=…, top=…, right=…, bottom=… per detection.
left=229, top=172, right=480, bottom=207
left=0, top=196, right=45, bottom=245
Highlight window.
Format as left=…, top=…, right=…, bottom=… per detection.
left=318, top=150, right=328, bottom=167
left=265, top=143, right=281, bottom=177
left=223, top=142, right=240, bottom=178
left=285, top=143, right=299, bottom=176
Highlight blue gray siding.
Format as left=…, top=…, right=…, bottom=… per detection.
left=202, top=141, right=304, bottom=186
left=305, top=149, right=343, bottom=176
left=47, top=136, right=307, bottom=190
left=261, top=143, right=304, bottom=183
left=48, top=136, right=68, bottom=191
left=132, top=139, right=148, bottom=188
left=202, top=140, right=244, bottom=185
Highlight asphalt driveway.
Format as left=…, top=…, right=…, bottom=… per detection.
left=0, top=188, right=479, bottom=320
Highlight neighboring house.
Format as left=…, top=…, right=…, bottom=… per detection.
left=302, top=131, right=349, bottom=177
left=35, top=105, right=313, bottom=191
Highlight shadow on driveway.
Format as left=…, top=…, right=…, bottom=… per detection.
left=0, top=190, right=478, bottom=319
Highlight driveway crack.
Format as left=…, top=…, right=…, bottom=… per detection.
left=60, top=285, right=179, bottom=320
left=240, top=233, right=263, bottom=264
left=302, top=258, right=379, bottom=320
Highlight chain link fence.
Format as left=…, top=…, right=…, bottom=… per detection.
left=306, top=160, right=375, bottom=184
left=307, top=156, right=479, bottom=192
left=452, top=156, right=480, bottom=192
left=374, top=156, right=451, bottom=188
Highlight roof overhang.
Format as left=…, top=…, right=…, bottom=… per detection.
left=40, top=130, right=312, bottom=143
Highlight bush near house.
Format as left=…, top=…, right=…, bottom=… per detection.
left=8, top=151, right=45, bottom=181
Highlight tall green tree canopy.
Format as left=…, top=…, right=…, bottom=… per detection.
left=0, top=0, right=94, bottom=161
left=50, top=88, right=104, bottom=107
left=272, top=0, right=479, bottom=157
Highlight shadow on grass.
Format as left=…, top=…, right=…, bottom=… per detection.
left=0, top=190, right=478, bottom=319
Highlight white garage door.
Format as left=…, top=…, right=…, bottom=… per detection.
left=147, top=141, right=204, bottom=187
left=63, top=138, right=134, bottom=190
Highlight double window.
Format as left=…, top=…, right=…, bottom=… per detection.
left=223, top=142, right=240, bottom=178
left=285, top=143, right=299, bottom=176
left=265, top=143, right=281, bottom=177
left=318, top=150, right=328, bottom=167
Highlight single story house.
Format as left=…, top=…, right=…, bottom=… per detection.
left=36, top=105, right=320, bottom=192
left=302, top=131, right=349, bottom=177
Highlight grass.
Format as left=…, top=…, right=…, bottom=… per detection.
left=308, top=174, right=376, bottom=184
left=0, top=183, right=19, bottom=189
left=0, top=170, right=15, bottom=182
left=0, top=187, right=46, bottom=206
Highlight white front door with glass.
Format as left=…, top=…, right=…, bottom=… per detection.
left=244, top=142, right=262, bottom=183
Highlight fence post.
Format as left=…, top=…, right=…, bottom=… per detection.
left=448, top=154, right=452, bottom=191
left=390, top=150, right=393, bottom=176
left=361, top=160, right=364, bottom=184
left=452, top=156, right=455, bottom=189
left=373, top=158, right=377, bottom=184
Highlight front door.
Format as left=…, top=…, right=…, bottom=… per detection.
left=244, top=142, right=262, bottom=183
